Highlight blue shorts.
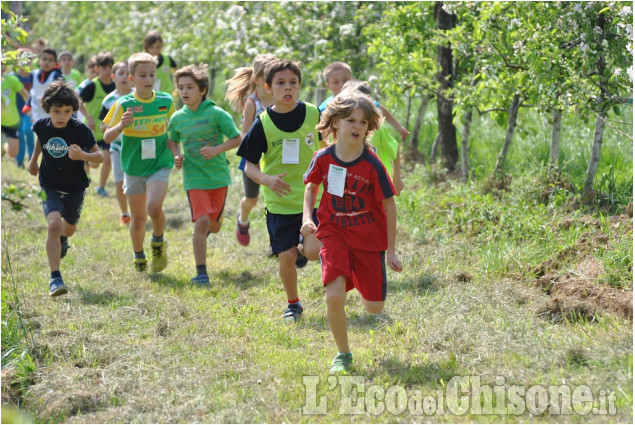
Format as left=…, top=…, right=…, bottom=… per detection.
left=266, top=208, right=318, bottom=255
left=41, top=187, right=85, bottom=226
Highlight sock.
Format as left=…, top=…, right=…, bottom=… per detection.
left=134, top=250, right=146, bottom=259
left=288, top=298, right=301, bottom=307
left=196, top=265, right=207, bottom=276
left=51, top=270, right=62, bottom=279
left=337, top=352, right=352, bottom=357
left=121, top=212, right=130, bottom=217
left=239, top=216, right=249, bottom=225
left=151, top=233, right=164, bottom=242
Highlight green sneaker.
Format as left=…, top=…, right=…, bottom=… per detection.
left=151, top=240, right=168, bottom=272
left=133, top=257, right=148, bottom=272
left=329, top=353, right=353, bottom=374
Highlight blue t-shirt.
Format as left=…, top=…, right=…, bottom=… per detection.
left=33, top=117, right=96, bottom=192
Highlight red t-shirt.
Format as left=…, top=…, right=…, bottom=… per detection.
left=304, top=145, right=396, bottom=251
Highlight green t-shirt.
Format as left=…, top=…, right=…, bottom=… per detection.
left=1, top=74, right=25, bottom=127
left=168, top=99, right=240, bottom=190
left=62, top=69, right=82, bottom=90
left=369, top=125, right=398, bottom=177
left=260, top=103, right=320, bottom=214
left=105, top=91, right=175, bottom=176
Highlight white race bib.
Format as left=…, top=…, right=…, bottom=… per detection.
left=282, top=138, right=300, bottom=164
left=327, top=164, right=347, bottom=198
left=141, top=138, right=156, bottom=160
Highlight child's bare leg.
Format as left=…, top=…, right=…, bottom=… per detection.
left=146, top=180, right=168, bottom=238
left=128, top=193, right=147, bottom=252
left=115, top=182, right=127, bottom=214
left=45, top=212, right=75, bottom=271
left=361, top=299, right=385, bottom=314
left=325, top=276, right=349, bottom=353
left=278, top=247, right=299, bottom=301
left=4, top=137, right=19, bottom=158
left=98, top=149, right=111, bottom=189
left=239, top=196, right=257, bottom=223
left=193, top=215, right=210, bottom=266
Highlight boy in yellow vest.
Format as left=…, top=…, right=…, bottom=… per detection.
left=237, top=59, right=323, bottom=322
left=78, top=51, right=115, bottom=197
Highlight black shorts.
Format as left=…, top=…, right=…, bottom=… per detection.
left=41, top=187, right=86, bottom=226
left=266, top=208, right=318, bottom=255
left=242, top=171, right=260, bottom=199
left=97, top=140, right=109, bottom=150
left=1, top=125, right=18, bottom=139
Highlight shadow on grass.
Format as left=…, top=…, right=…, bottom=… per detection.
left=77, top=288, right=136, bottom=307
left=301, top=310, right=394, bottom=333
left=147, top=269, right=264, bottom=290
left=392, top=272, right=442, bottom=296
left=367, top=356, right=459, bottom=388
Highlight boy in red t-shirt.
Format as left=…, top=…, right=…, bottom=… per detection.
left=302, top=89, right=402, bottom=374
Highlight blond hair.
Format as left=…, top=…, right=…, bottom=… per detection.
left=316, top=89, right=382, bottom=146
left=175, top=63, right=209, bottom=97
left=128, top=52, right=156, bottom=76
left=224, top=53, right=277, bottom=112
left=322, top=61, right=352, bottom=82
left=112, top=60, right=128, bottom=75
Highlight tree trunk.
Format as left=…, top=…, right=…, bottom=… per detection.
left=409, top=95, right=430, bottom=153
left=548, top=109, right=562, bottom=174
left=435, top=1, right=458, bottom=171
left=405, top=92, right=412, bottom=130
left=209, top=68, right=217, bottom=97
left=584, top=93, right=606, bottom=193
left=460, top=110, right=472, bottom=182
left=494, top=93, right=521, bottom=174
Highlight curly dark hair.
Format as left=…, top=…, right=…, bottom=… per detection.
left=40, top=80, right=80, bottom=113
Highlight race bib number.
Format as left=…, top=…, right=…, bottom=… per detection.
left=327, top=164, right=346, bottom=198
left=141, top=138, right=156, bottom=160
left=282, top=138, right=300, bottom=164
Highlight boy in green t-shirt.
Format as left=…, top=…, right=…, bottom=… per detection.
left=168, top=64, right=241, bottom=285
left=237, top=59, right=323, bottom=322
left=103, top=52, right=176, bottom=273
left=2, top=66, right=29, bottom=158
left=58, top=51, right=82, bottom=90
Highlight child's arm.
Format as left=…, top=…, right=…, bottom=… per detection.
left=19, top=88, right=29, bottom=101
left=78, top=102, right=95, bottom=131
left=379, top=104, right=410, bottom=142
left=27, top=138, right=42, bottom=176
left=167, top=140, right=183, bottom=169
left=241, top=100, right=257, bottom=138
left=103, top=108, right=133, bottom=143
left=382, top=196, right=403, bottom=272
left=68, top=144, right=104, bottom=163
left=392, top=145, right=404, bottom=196
left=301, top=182, right=320, bottom=236
left=244, top=161, right=291, bottom=198
left=200, top=135, right=241, bottom=160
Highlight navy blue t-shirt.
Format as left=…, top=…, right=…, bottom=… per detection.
left=33, top=117, right=96, bottom=192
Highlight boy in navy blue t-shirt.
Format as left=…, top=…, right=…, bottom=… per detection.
left=28, top=80, right=104, bottom=297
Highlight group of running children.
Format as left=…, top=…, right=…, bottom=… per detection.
left=1, top=31, right=410, bottom=373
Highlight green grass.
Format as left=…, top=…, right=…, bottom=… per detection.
left=1, top=113, right=632, bottom=422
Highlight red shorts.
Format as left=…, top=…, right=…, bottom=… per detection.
left=320, top=236, right=387, bottom=302
left=187, top=187, right=227, bottom=222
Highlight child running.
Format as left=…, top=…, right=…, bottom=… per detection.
left=27, top=80, right=104, bottom=296
left=2, top=66, right=29, bottom=158
left=302, top=89, right=402, bottom=373
left=237, top=58, right=322, bottom=322
left=225, top=53, right=276, bottom=247
left=143, top=30, right=177, bottom=99
left=58, top=51, right=82, bottom=90
left=99, top=60, right=133, bottom=226
left=103, top=52, right=175, bottom=273
left=168, top=64, right=241, bottom=285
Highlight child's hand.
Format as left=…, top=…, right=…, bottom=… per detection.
left=27, top=159, right=38, bottom=176
left=200, top=146, right=220, bottom=160
left=300, top=220, right=317, bottom=236
left=119, top=108, right=134, bottom=131
left=387, top=251, right=403, bottom=272
left=398, top=127, right=410, bottom=142
left=174, top=155, right=183, bottom=169
left=85, top=115, right=96, bottom=131
left=67, top=144, right=84, bottom=161
left=265, top=172, right=291, bottom=197
left=393, top=176, right=404, bottom=196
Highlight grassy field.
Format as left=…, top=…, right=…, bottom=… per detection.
left=1, top=108, right=633, bottom=423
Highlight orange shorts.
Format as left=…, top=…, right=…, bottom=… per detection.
left=186, top=187, right=227, bottom=222
left=320, top=236, right=387, bottom=302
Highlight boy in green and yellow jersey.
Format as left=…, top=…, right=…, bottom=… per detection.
left=103, top=52, right=175, bottom=274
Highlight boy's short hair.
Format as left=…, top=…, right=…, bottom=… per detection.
left=174, top=64, right=209, bottom=97
left=58, top=51, right=74, bottom=61
left=264, top=58, right=302, bottom=87
left=40, top=47, right=57, bottom=61
left=143, top=30, right=163, bottom=49
left=128, top=52, right=157, bottom=76
left=86, top=55, right=97, bottom=68
left=322, top=62, right=352, bottom=82
left=95, top=51, right=115, bottom=68
left=112, top=61, right=128, bottom=75
left=41, top=80, right=80, bottom=113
